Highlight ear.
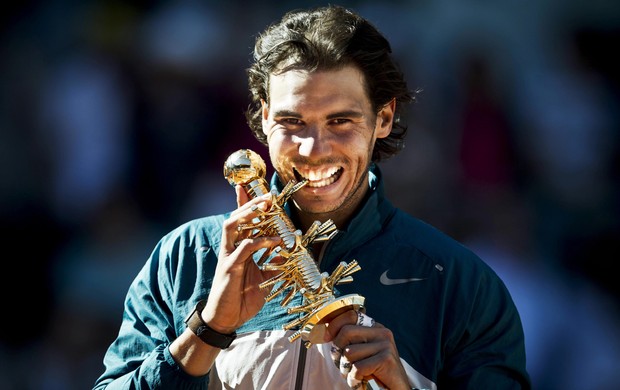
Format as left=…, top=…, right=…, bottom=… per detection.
left=375, top=98, right=396, bottom=139
left=261, top=99, right=269, bottom=137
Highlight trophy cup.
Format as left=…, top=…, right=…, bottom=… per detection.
left=223, top=149, right=366, bottom=348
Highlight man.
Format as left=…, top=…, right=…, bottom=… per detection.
left=94, top=5, right=530, bottom=389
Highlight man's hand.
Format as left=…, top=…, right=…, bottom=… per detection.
left=201, top=186, right=282, bottom=334
left=170, top=186, right=282, bottom=376
left=324, top=310, right=410, bottom=389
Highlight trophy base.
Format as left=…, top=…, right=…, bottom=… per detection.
left=297, top=294, right=366, bottom=347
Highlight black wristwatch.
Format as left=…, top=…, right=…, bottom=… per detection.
left=185, top=300, right=237, bottom=349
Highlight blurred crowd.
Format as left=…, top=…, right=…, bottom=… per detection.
left=1, top=1, right=619, bottom=389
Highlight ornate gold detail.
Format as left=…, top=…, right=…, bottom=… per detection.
left=224, top=149, right=365, bottom=347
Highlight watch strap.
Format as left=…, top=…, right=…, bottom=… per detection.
left=185, top=300, right=237, bottom=349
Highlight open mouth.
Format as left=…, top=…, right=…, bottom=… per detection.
left=293, top=166, right=343, bottom=188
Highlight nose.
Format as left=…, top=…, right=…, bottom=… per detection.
left=294, top=126, right=332, bottom=157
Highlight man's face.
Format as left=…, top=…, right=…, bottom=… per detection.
left=261, top=65, right=394, bottom=222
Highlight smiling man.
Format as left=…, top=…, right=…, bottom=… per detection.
left=262, top=66, right=394, bottom=230
left=94, top=5, right=531, bottom=390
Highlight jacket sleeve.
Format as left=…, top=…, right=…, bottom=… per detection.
left=92, top=228, right=213, bottom=390
left=439, top=261, right=532, bottom=389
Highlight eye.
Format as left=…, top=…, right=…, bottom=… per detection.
left=274, top=117, right=305, bottom=131
left=283, top=118, right=303, bottom=125
left=331, top=118, right=351, bottom=125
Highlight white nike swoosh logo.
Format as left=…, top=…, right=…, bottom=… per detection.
left=380, top=270, right=426, bottom=285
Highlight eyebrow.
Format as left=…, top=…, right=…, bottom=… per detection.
left=273, top=110, right=301, bottom=118
left=327, top=110, right=363, bottom=119
left=273, top=110, right=364, bottom=119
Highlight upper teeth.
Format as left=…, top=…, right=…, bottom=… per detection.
left=297, top=167, right=339, bottom=181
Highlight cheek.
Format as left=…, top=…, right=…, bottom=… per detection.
left=266, top=130, right=285, bottom=147
left=266, top=133, right=287, bottom=163
left=338, top=133, right=372, bottom=154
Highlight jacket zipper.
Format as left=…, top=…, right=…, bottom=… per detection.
left=294, top=344, right=308, bottom=390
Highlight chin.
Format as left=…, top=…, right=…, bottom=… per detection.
left=296, top=197, right=341, bottom=215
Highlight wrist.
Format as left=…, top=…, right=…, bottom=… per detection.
left=185, top=300, right=237, bottom=349
left=200, top=311, right=237, bottom=335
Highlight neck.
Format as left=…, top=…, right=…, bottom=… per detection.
left=295, top=210, right=346, bottom=233
left=291, top=190, right=367, bottom=233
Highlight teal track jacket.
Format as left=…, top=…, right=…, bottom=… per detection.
left=93, top=165, right=531, bottom=390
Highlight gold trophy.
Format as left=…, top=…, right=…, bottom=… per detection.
left=224, top=149, right=366, bottom=348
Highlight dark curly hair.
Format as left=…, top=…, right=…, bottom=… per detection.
left=245, top=5, right=416, bottom=162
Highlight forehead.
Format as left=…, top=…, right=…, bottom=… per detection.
left=267, top=66, right=370, bottom=110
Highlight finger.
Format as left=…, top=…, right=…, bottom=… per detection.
left=345, top=353, right=386, bottom=389
left=229, top=192, right=271, bottom=219
left=330, top=326, right=389, bottom=373
left=324, top=309, right=359, bottom=342
left=339, top=355, right=353, bottom=376
left=348, top=371, right=384, bottom=389
left=330, top=344, right=342, bottom=368
left=324, top=309, right=377, bottom=343
left=355, top=311, right=375, bottom=328
left=221, top=195, right=273, bottom=254
left=342, top=335, right=398, bottom=388
left=235, top=184, right=250, bottom=207
left=347, top=374, right=367, bottom=389
left=343, top=358, right=370, bottom=389
left=329, top=311, right=377, bottom=371
left=231, top=236, right=281, bottom=259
